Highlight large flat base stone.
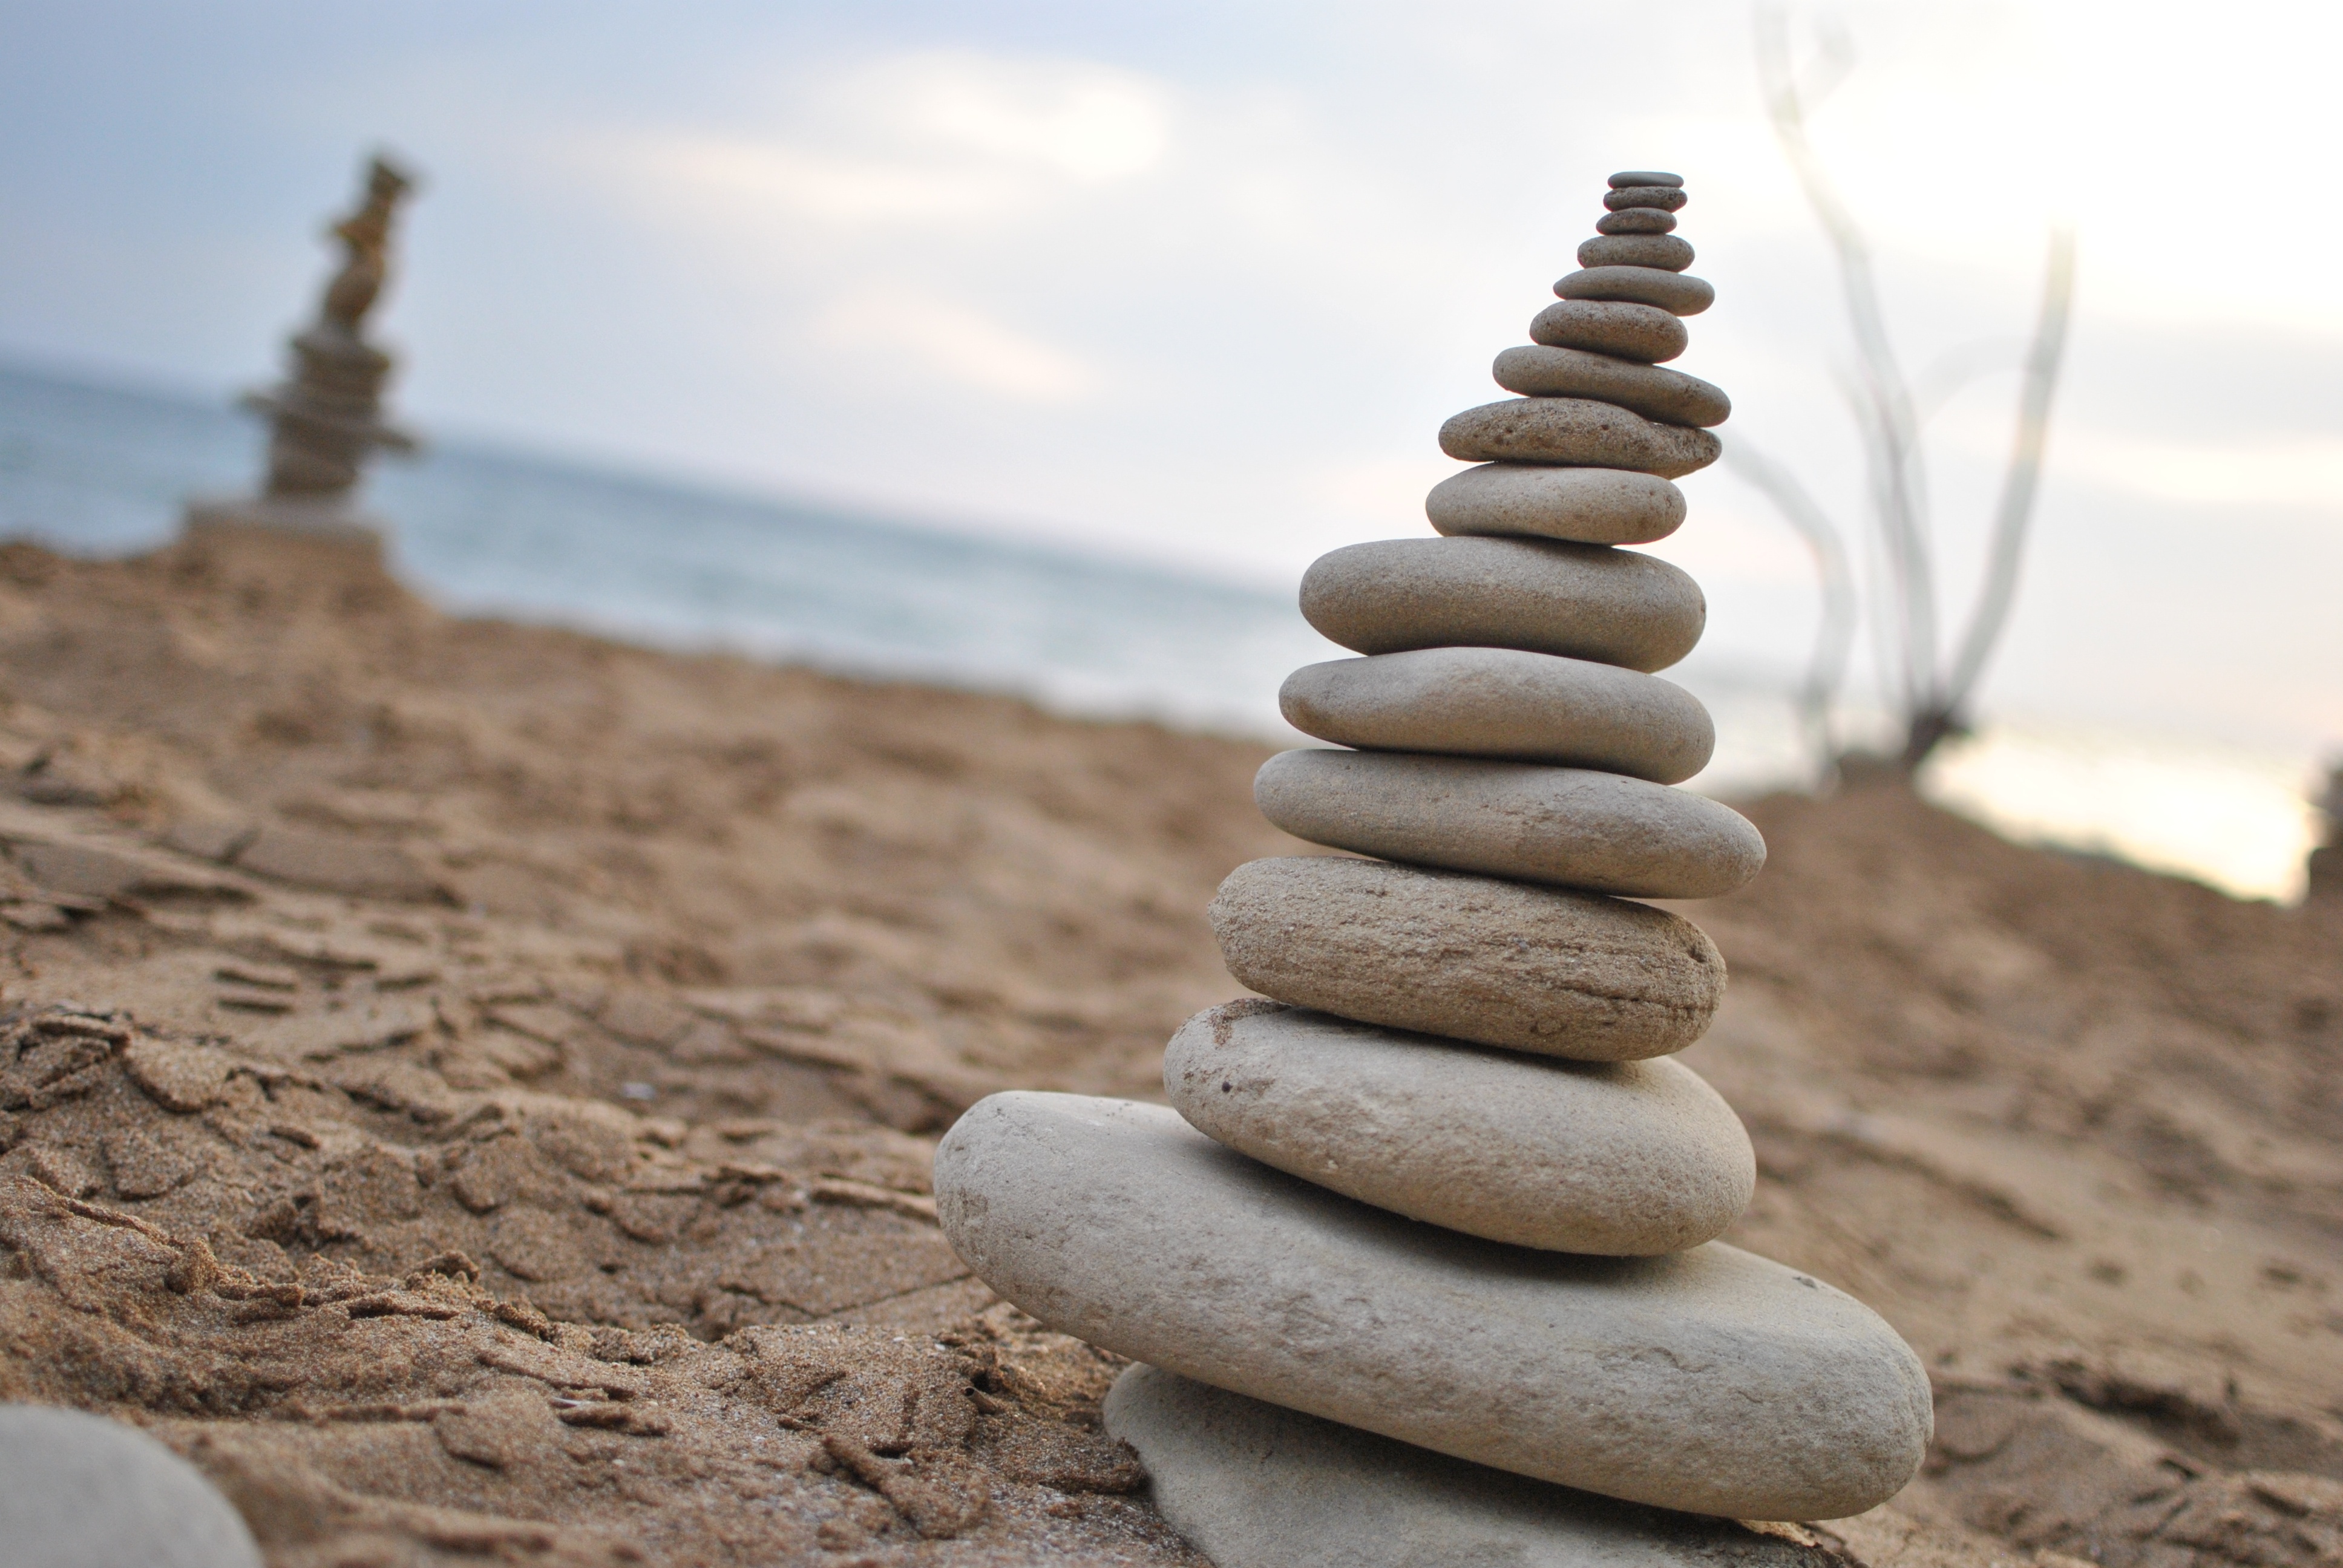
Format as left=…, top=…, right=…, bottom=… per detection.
left=1105, top=1365, right=1840, bottom=1568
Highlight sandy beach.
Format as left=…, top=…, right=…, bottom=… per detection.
left=0, top=524, right=2335, bottom=1566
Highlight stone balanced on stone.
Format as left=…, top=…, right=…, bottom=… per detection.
left=183, top=154, right=420, bottom=546
left=934, top=173, right=1933, bottom=1562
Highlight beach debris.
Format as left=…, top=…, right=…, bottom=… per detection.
left=182, top=154, right=421, bottom=546
left=934, top=173, right=1934, bottom=1557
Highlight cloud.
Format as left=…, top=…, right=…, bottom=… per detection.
left=818, top=287, right=1098, bottom=402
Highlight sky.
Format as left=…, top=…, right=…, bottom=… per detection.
left=2, top=0, right=2341, bottom=762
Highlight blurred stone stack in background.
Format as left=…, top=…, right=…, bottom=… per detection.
left=182, top=155, right=419, bottom=554
left=2309, top=762, right=2343, bottom=904
left=935, top=174, right=1935, bottom=1566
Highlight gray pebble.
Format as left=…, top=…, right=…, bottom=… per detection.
left=1209, top=856, right=1726, bottom=1059
left=1425, top=465, right=1688, bottom=547
left=933, top=1093, right=1933, bottom=1520
left=1530, top=300, right=1688, bottom=362
left=1164, top=1002, right=1754, bottom=1253
left=1279, top=648, right=1715, bottom=784
left=1578, top=234, right=1694, bottom=272
left=1440, top=398, right=1720, bottom=478
left=0, top=1405, right=262, bottom=1568
left=1254, top=750, right=1766, bottom=898
left=1300, top=536, right=1702, bottom=669
left=1596, top=207, right=1678, bottom=235
left=1605, top=185, right=1687, bottom=212
left=1492, top=345, right=1729, bottom=428
left=1608, top=169, right=1683, bottom=188
left=1106, top=1367, right=1855, bottom=1568
left=1555, top=267, right=1715, bottom=316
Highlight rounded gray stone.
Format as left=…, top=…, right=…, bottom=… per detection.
left=1530, top=300, right=1688, bottom=363
left=1605, top=185, right=1687, bottom=211
left=1254, top=751, right=1766, bottom=898
left=1105, top=1367, right=1844, bottom=1568
left=1608, top=169, right=1683, bottom=189
left=1163, top=1001, right=1755, bottom=1252
left=1596, top=207, right=1678, bottom=235
left=1300, top=537, right=1703, bottom=670
left=933, top=1093, right=1935, bottom=1520
left=0, top=1404, right=263, bottom=1568
left=1440, top=399, right=1721, bottom=478
left=1209, top=856, right=1725, bottom=1060
left=1578, top=234, right=1695, bottom=272
left=1279, top=649, right=1715, bottom=783
left=1426, top=464, right=1687, bottom=547
left=1492, top=346, right=1729, bottom=428
left=1555, top=267, right=1715, bottom=316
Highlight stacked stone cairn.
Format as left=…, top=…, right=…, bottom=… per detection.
left=183, top=155, right=419, bottom=547
left=936, top=173, right=1933, bottom=1565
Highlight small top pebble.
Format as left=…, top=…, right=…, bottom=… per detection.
left=1609, top=170, right=1683, bottom=189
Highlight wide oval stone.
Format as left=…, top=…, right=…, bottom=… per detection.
left=1605, top=184, right=1688, bottom=211
left=1300, top=537, right=1702, bottom=670
left=1492, top=347, right=1729, bottom=428
left=1279, top=649, right=1714, bottom=783
left=1440, top=400, right=1720, bottom=478
left=1578, top=234, right=1694, bottom=272
left=0, top=1404, right=264, bottom=1568
left=1254, top=751, right=1766, bottom=899
left=1596, top=207, right=1677, bottom=235
left=1608, top=169, right=1683, bottom=189
left=1426, top=466, right=1688, bottom=547
left=1164, top=1001, right=1755, bottom=1252
left=1556, top=267, right=1715, bottom=316
left=1106, top=1368, right=1856, bottom=1568
left=934, top=1093, right=1935, bottom=1520
left=1210, top=856, right=1725, bottom=1059
left=1530, top=301, right=1687, bottom=363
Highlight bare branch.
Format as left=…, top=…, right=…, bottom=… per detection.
left=1941, top=227, right=2077, bottom=715
left=1719, top=436, right=1860, bottom=774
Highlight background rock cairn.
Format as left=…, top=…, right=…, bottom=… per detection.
left=183, top=155, right=419, bottom=549
left=936, top=173, right=1935, bottom=1564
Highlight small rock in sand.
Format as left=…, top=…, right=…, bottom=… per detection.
left=1253, top=750, right=1765, bottom=900
left=934, top=1093, right=1933, bottom=1520
left=1440, top=399, right=1720, bottom=478
left=1163, top=1001, right=1754, bottom=1252
left=1300, top=537, right=1702, bottom=671
left=0, top=1403, right=263, bottom=1568
left=1104, top=1365, right=1837, bottom=1568
left=1208, top=856, right=1725, bottom=1060
left=1278, top=648, right=1715, bottom=784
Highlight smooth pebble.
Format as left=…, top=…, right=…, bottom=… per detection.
left=1106, top=1367, right=1839, bottom=1568
left=1254, top=750, right=1766, bottom=899
left=1555, top=267, right=1715, bottom=317
left=1441, top=399, right=1720, bottom=478
left=0, top=1404, right=264, bottom=1568
left=934, top=1093, right=1935, bottom=1520
left=1530, top=300, right=1688, bottom=363
left=1426, top=465, right=1688, bottom=547
left=1279, top=648, right=1714, bottom=783
left=1210, top=856, right=1725, bottom=1060
left=1300, top=536, right=1702, bottom=669
left=1605, top=185, right=1688, bottom=212
left=1577, top=234, right=1694, bottom=272
left=1608, top=169, right=1683, bottom=189
left=1492, top=346, right=1729, bottom=428
left=1596, top=207, right=1677, bottom=235
left=1164, top=1001, right=1755, bottom=1252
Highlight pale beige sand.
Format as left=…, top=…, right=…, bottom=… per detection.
left=0, top=524, right=2332, bottom=1566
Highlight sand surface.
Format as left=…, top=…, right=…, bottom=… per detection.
left=0, top=523, right=2334, bottom=1566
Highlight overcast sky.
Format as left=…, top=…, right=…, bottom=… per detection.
left=2, top=1, right=2339, bottom=757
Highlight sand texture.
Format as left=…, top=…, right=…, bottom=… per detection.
left=0, top=529, right=2334, bottom=1564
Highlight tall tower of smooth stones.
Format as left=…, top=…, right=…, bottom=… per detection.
left=936, top=174, right=1932, bottom=1560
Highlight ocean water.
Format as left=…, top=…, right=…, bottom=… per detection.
left=0, top=361, right=2324, bottom=901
